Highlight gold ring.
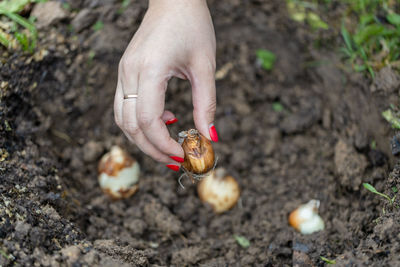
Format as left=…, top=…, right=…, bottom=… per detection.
left=124, top=94, right=138, bottom=99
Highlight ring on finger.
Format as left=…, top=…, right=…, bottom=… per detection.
left=124, top=94, right=138, bottom=100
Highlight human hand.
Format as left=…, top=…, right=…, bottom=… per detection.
left=114, top=0, right=218, bottom=171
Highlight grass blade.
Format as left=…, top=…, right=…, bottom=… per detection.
left=0, top=30, right=10, bottom=48
left=341, top=23, right=354, bottom=52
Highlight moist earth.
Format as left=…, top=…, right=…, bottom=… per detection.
left=1, top=0, right=400, bottom=266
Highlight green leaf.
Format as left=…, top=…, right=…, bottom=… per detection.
left=0, top=0, right=30, bottom=14
left=92, top=21, right=104, bottom=31
left=320, top=256, right=336, bottom=264
left=121, top=0, right=131, bottom=9
left=392, top=186, right=398, bottom=193
left=382, top=109, right=400, bottom=129
left=359, top=14, right=374, bottom=26
left=287, top=1, right=306, bottom=22
left=370, top=140, right=376, bottom=150
left=363, top=183, right=379, bottom=194
left=354, top=24, right=385, bottom=45
left=272, top=102, right=284, bottom=112
left=256, top=49, right=276, bottom=71
left=387, top=13, right=400, bottom=27
left=62, top=2, right=71, bottom=11
left=363, top=183, right=391, bottom=202
left=234, top=235, right=250, bottom=248
left=307, top=12, right=329, bottom=30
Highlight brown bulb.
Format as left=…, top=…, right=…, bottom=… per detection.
left=179, top=129, right=215, bottom=174
left=197, top=168, right=240, bottom=213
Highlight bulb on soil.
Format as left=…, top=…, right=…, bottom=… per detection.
left=197, top=168, right=240, bottom=213
left=289, top=199, right=325, bottom=235
left=179, top=129, right=215, bottom=175
left=98, top=146, right=140, bottom=200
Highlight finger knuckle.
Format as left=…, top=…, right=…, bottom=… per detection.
left=141, top=64, right=164, bottom=80
left=119, top=56, right=136, bottom=74
left=193, top=55, right=216, bottom=72
left=206, top=99, right=217, bottom=115
left=153, top=154, right=167, bottom=163
left=137, top=112, right=154, bottom=129
left=123, top=122, right=140, bottom=136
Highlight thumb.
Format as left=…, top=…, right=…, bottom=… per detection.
left=190, top=59, right=218, bottom=142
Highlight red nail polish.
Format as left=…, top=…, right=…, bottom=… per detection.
left=166, top=164, right=180, bottom=171
left=170, top=156, right=184, bottom=163
left=165, top=118, right=178, bottom=125
left=209, top=124, right=219, bottom=142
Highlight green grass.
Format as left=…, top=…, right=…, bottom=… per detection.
left=0, top=0, right=46, bottom=52
left=285, top=0, right=400, bottom=78
left=340, top=0, right=400, bottom=78
left=286, top=0, right=329, bottom=30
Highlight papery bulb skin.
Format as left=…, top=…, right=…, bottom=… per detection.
left=197, top=168, right=240, bottom=213
left=98, top=146, right=140, bottom=200
left=288, top=199, right=325, bottom=234
left=180, top=129, right=215, bottom=174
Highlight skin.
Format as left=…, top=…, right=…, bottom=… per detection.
left=114, top=0, right=216, bottom=164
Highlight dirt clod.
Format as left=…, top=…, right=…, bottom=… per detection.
left=334, top=139, right=368, bottom=190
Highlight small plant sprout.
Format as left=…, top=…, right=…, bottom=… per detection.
left=289, top=200, right=325, bottom=235
left=98, top=146, right=140, bottom=200
left=197, top=168, right=240, bottom=213
left=92, top=21, right=104, bottom=31
left=363, top=183, right=396, bottom=204
left=272, top=102, right=284, bottom=112
left=256, top=49, right=276, bottom=71
left=382, top=109, right=400, bottom=130
left=320, top=256, right=336, bottom=264
left=234, top=235, right=250, bottom=249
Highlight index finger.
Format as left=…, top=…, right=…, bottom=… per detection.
left=136, top=71, right=184, bottom=158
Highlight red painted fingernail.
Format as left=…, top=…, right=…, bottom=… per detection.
left=170, top=156, right=184, bottom=163
left=166, top=164, right=180, bottom=171
left=165, top=118, right=178, bottom=125
left=209, top=124, right=219, bottom=142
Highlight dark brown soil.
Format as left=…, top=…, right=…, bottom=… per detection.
left=1, top=0, right=400, bottom=266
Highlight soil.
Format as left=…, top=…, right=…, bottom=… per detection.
left=1, top=0, right=400, bottom=266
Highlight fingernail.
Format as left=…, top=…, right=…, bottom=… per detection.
left=166, top=164, right=180, bottom=171
left=170, top=156, right=184, bottom=163
left=165, top=118, right=178, bottom=125
left=209, top=123, right=219, bottom=142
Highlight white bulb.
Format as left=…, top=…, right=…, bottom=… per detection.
left=289, top=199, right=325, bottom=234
left=98, top=146, right=140, bottom=200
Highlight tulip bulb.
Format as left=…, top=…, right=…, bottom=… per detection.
left=197, top=168, right=240, bottom=213
left=289, top=199, right=325, bottom=235
left=179, top=129, right=215, bottom=174
left=98, top=146, right=140, bottom=200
